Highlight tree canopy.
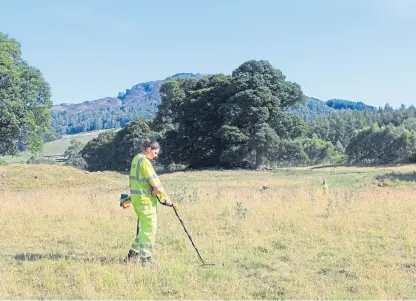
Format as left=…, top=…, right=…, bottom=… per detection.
left=150, top=60, right=308, bottom=169
left=73, top=60, right=416, bottom=171
left=0, top=32, right=52, bottom=155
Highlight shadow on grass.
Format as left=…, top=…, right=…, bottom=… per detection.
left=375, top=171, right=416, bottom=182
left=13, top=252, right=125, bottom=264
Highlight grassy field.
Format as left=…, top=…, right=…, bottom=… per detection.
left=1, top=164, right=416, bottom=299
left=0, top=130, right=108, bottom=164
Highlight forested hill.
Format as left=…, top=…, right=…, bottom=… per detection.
left=52, top=73, right=204, bottom=114
left=51, top=73, right=204, bottom=136
left=287, top=98, right=376, bottom=121
left=50, top=73, right=375, bottom=138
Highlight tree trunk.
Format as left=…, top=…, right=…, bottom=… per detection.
left=255, top=148, right=263, bottom=170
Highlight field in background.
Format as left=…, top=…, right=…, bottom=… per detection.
left=0, top=130, right=108, bottom=164
left=0, top=164, right=416, bottom=299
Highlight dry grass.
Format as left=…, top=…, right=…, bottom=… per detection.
left=1, top=164, right=416, bottom=299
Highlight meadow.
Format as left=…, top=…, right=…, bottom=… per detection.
left=0, top=163, right=416, bottom=299
left=0, top=130, right=107, bottom=164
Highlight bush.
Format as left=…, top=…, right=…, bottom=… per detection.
left=165, top=163, right=187, bottom=172
left=27, top=156, right=57, bottom=165
left=64, top=139, right=87, bottom=169
left=0, top=158, right=7, bottom=166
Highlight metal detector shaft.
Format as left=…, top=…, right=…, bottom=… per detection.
left=172, top=205, right=207, bottom=265
left=156, top=196, right=212, bottom=266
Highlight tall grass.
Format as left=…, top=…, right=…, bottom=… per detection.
left=1, top=164, right=416, bottom=299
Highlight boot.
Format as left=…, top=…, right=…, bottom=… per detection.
left=125, top=249, right=139, bottom=264
left=140, top=256, right=151, bottom=267
left=141, top=256, right=160, bottom=268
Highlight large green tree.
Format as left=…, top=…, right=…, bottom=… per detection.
left=153, top=60, right=308, bottom=169
left=0, top=32, right=52, bottom=155
left=217, top=60, right=307, bottom=168
left=155, top=74, right=231, bottom=168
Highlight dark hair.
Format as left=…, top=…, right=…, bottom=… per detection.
left=143, top=138, right=160, bottom=150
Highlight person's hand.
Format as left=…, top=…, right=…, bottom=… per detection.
left=152, top=189, right=159, bottom=197
left=164, top=198, right=173, bottom=207
left=163, top=199, right=179, bottom=210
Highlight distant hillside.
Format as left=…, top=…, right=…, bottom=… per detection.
left=50, top=73, right=373, bottom=137
left=52, top=73, right=204, bottom=114
left=286, top=97, right=336, bottom=121
left=52, top=97, right=122, bottom=113
left=326, top=99, right=376, bottom=111
left=50, top=73, right=204, bottom=137
left=287, top=98, right=377, bottom=122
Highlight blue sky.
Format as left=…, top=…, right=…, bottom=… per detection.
left=1, top=0, right=415, bottom=108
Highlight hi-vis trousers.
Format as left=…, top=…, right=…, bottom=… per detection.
left=130, top=195, right=158, bottom=258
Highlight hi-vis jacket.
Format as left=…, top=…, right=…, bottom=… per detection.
left=129, top=154, right=168, bottom=201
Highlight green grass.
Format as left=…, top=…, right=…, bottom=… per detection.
left=1, top=164, right=416, bottom=299
left=0, top=130, right=109, bottom=164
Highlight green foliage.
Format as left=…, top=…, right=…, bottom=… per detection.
left=50, top=74, right=204, bottom=138
left=155, top=60, right=307, bottom=169
left=27, top=156, right=57, bottom=165
left=63, top=139, right=87, bottom=169
left=235, top=201, right=248, bottom=219
left=155, top=74, right=231, bottom=168
left=219, top=60, right=307, bottom=168
left=302, top=138, right=337, bottom=165
left=326, top=99, right=376, bottom=111
left=335, top=140, right=345, bottom=153
left=346, top=124, right=416, bottom=164
left=403, top=117, right=416, bottom=131
left=309, top=106, right=416, bottom=148
left=80, top=131, right=118, bottom=171
left=267, top=137, right=337, bottom=167
left=0, top=158, right=7, bottom=166
left=0, top=32, right=52, bottom=155
left=81, top=117, right=157, bottom=171
left=270, top=110, right=309, bottom=139
left=152, top=77, right=198, bottom=134
left=110, top=117, right=158, bottom=171
left=51, top=106, right=153, bottom=138
left=216, top=125, right=249, bottom=145
left=271, top=139, right=309, bottom=166
left=287, top=97, right=335, bottom=121
left=164, top=163, right=187, bottom=172
left=45, top=59, right=416, bottom=169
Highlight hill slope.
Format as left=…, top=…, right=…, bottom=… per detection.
left=51, top=73, right=372, bottom=137
left=52, top=73, right=204, bottom=114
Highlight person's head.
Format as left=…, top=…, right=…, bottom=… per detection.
left=143, top=139, right=160, bottom=159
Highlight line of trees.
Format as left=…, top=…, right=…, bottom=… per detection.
left=2, top=31, right=415, bottom=169
left=77, top=61, right=416, bottom=171
left=50, top=105, right=156, bottom=139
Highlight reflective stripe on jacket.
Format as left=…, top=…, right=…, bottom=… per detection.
left=129, top=154, right=168, bottom=200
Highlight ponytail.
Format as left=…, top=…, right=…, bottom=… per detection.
left=143, top=138, right=160, bottom=150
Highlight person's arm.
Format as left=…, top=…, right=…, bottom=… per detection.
left=141, top=159, right=169, bottom=202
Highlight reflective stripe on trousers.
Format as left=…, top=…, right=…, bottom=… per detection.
left=131, top=200, right=158, bottom=258
left=130, top=189, right=152, bottom=195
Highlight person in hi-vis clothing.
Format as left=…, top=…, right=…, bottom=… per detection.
left=126, top=139, right=176, bottom=267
